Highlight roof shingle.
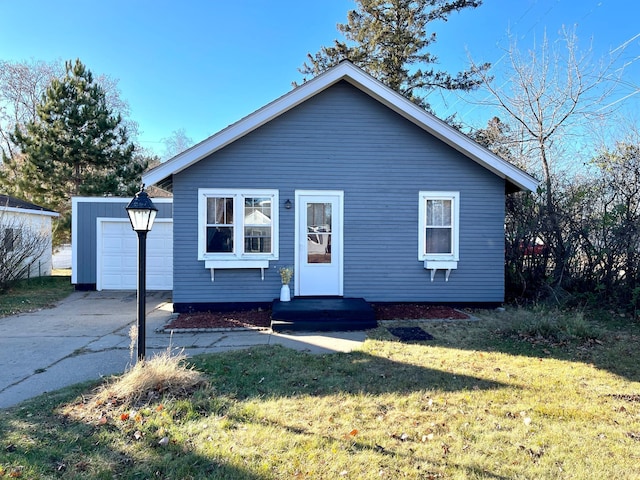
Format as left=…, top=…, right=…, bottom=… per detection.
left=0, top=194, right=58, bottom=213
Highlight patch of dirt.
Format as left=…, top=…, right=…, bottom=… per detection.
left=608, top=394, right=640, bottom=402
left=165, top=304, right=469, bottom=329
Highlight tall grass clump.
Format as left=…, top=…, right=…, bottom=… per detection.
left=500, top=307, right=603, bottom=343
left=108, top=349, right=205, bottom=403
left=72, top=348, right=208, bottom=416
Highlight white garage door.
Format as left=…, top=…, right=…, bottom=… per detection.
left=97, top=219, right=173, bottom=290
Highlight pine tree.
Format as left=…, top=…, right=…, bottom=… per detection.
left=3, top=59, right=146, bottom=240
left=299, top=0, right=490, bottom=110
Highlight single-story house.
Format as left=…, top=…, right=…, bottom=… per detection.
left=0, top=194, right=59, bottom=278
left=138, top=61, right=538, bottom=313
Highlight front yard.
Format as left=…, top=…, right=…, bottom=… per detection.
left=1, top=306, right=639, bottom=478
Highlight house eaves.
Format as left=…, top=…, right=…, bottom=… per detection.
left=0, top=194, right=60, bottom=217
left=143, top=61, right=539, bottom=193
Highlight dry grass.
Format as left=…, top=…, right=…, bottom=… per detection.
left=62, top=348, right=207, bottom=423
left=99, top=349, right=206, bottom=404
left=52, top=268, right=71, bottom=276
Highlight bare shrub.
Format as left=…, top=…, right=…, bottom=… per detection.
left=0, top=206, right=49, bottom=290
left=93, top=348, right=207, bottom=408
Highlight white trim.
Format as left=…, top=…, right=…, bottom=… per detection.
left=204, top=260, right=269, bottom=282
left=294, top=190, right=344, bottom=296
left=0, top=205, right=59, bottom=218
left=418, top=191, right=460, bottom=262
left=95, top=217, right=173, bottom=291
left=71, top=196, right=173, bottom=284
left=419, top=191, right=460, bottom=282
left=71, top=196, right=173, bottom=204
left=143, top=61, right=538, bottom=192
left=197, top=188, right=279, bottom=262
left=424, top=260, right=458, bottom=282
left=71, top=198, right=79, bottom=284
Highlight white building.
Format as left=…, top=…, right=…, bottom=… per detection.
left=0, top=195, right=59, bottom=278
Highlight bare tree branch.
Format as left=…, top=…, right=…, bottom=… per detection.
left=0, top=205, right=50, bottom=290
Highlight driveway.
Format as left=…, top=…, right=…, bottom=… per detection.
left=0, top=291, right=366, bottom=409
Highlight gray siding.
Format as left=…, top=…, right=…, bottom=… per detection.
left=173, top=81, right=505, bottom=304
left=73, top=198, right=173, bottom=285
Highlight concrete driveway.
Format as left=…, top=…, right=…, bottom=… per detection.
left=0, top=291, right=366, bottom=409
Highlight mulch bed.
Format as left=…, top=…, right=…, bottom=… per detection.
left=166, top=309, right=272, bottom=330
left=165, top=304, right=469, bottom=330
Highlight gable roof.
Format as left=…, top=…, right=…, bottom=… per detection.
left=0, top=194, right=59, bottom=217
left=143, top=61, right=538, bottom=193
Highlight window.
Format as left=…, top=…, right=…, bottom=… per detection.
left=418, top=192, right=459, bottom=262
left=243, top=197, right=273, bottom=254
left=206, top=197, right=234, bottom=253
left=3, top=228, right=20, bottom=252
left=306, top=202, right=333, bottom=264
left=198, top=189, right=279, bottom=261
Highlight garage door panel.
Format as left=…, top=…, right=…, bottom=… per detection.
left=147, top=256, right=171, bottom=269
left=147, top=273, right=171, bottom=287
left=98, top=220, right=173, bottom=290
left=103, top=273, right=137, bottom=286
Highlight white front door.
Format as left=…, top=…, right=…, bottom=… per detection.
left=295, top=191, right=343, bottom=296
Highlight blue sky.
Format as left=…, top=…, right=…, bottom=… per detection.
left=1, top=0, right=638, bottom=156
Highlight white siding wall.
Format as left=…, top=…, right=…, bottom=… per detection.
left=1, top=210, right=54, bottom=278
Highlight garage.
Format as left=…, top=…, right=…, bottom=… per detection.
left=96, top=218, right=173, bottom=290
left=72, top=197, right=174, bottom=291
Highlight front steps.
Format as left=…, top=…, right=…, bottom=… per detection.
left=271, top=297, right=377, bottom=332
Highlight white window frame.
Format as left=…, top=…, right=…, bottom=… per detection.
left=418, top=191, right=460, bottom=281
left=198, top=189, right=279, bottom=264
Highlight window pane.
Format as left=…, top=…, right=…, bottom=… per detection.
left=307, top=202, right=331, bottom=229
left=244, top=197, right=272, bottom=254
left=426, top=199, right=451, bottom=227
left=307, top=203, right=332, bottom=263
left=207, top=197, right=233, bottom=225
left=206, top=198, right=217, bottom=224
left=426, top=228, right=452, bottom=254
left=244, top=227, right=271, bottom=253
left=244, top=197, right=271, bottom=225
left=3, top=228, right=14, bottom=252
left=207, top=226, right=233, bottom=252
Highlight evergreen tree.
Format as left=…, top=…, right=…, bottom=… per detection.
left=299, top=0, right=490, bottom=110
left=2, top=59, right=146, bottom=240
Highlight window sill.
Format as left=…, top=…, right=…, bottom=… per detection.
left=204, top=259, right=270, bottom=282
left=423, top=260, right=458, bottom=282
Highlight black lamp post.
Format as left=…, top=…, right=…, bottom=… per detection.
left=125, top=185, right=158, bottom=362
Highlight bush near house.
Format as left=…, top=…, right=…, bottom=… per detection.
left=0, top=211, right=50, bottom=292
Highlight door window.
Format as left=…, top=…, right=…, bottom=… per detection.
left=307, top=202, right=332, bottom=264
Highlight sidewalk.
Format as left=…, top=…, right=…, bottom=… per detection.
left=0, top=291, right=366, bottom=409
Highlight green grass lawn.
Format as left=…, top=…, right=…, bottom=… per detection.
left=1, top=308, right=639, bottom=479
left=0, top=275, right=73, bottom=317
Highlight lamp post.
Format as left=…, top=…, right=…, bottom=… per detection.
left=126, top=185, right=158, bottom=362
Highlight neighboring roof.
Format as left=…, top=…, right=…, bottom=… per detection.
left=143, top=61, right=539, bottom=193
left=0, top=194, right=59, bottom=217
